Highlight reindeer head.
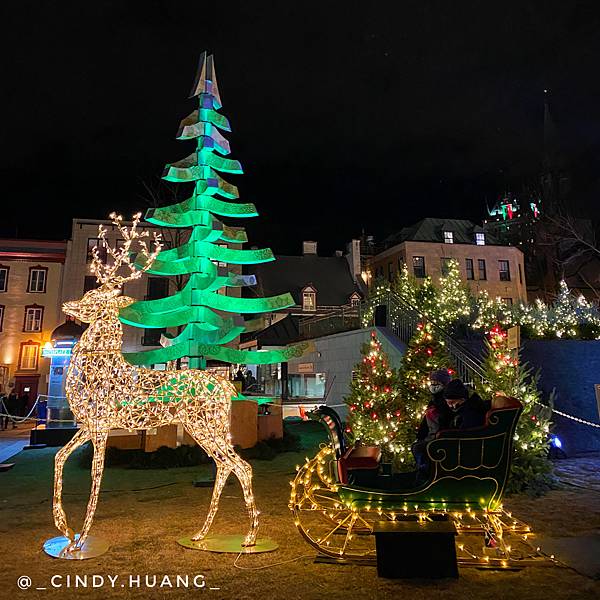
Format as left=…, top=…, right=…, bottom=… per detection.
left=63, top=213, right=162, bottom=324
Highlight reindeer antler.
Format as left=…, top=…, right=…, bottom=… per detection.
left=90, top=213, right=162, bottom=287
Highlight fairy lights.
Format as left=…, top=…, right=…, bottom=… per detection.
left=47, top=215, right=260, bottom=557
left=289, top=446, right=550, bottom=568
left=344, top=332, right=403, bottom=453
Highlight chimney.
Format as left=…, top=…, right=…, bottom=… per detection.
left=302, top=241, right=317, bottom=255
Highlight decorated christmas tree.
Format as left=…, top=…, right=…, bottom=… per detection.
left=477, top=325, right=553, bottom=493
left=344, top=332, right=403, bottom=454
left=395, top=321, right=454, bottom=467
left=120, top=53, right=309, bottom=368
left=436, top=259, right=472, bottom=326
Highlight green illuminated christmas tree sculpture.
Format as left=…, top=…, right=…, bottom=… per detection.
left=120, top=52, right=309, bottom=368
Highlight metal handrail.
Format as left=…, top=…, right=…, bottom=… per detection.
left=363, top=288, right=486, bottom=385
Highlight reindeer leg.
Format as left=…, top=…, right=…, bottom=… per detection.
left=227, top=449, right=259, bottom=546
left=191, top=458, right=231, bottom=541
left=67, top=431, right=108, bottom=552
left=183, top=425, right=231, bottom=541
left=52, top=428, right=91, bottom=540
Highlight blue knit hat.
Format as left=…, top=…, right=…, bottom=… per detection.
left=430, top=369, right=452, bottom=386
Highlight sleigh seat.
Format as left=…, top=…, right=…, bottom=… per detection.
left=312, top=396, right=523, bottom=512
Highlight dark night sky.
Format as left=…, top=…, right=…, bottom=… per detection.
left=2, top=1, right=600, bottom=254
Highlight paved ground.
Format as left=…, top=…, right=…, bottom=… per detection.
left=0, top=423, right=33, bottom=463
left=0, top=424, right=599, bottom=600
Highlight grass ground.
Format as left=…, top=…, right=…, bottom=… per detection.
left=0, top=421, right=598, bottom=600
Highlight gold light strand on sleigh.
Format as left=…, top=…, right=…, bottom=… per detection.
left=49, top=214, right=259, bottom=556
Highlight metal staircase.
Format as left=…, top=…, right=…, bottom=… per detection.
left=363, top=289, right=486, bottom=386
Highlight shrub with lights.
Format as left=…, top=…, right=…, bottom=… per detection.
left=477, top=325, right=554, bottom=494
left=344, top=332, right=403, bottom=454
left=473, top=281, right=600, bottom=339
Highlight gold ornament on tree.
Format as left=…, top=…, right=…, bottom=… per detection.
left=44, top=214, right=267, bottom=559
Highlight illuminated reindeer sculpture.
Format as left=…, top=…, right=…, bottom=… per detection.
left=49, top=214, right=258, bottom=556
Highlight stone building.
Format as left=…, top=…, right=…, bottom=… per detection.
left=368, top=218, right=527, bottom=304
left=0, top=238, right=67, bottom=399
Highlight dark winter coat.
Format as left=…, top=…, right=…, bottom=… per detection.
left=416, top=390, right=452, bottom=441
left=448, top=392, right=487, bottom=430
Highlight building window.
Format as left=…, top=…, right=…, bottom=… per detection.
left=465, top=258, right=474, bottom=280
left=412, top=256, right=426, bottom=278
left=475, top=232, right=486, bottom=246
left=387, top=262, right=394, bottom=281
left=502, top=297, right=513, bottom=306
left=478, top=259, right=487, bottom=280
left=217, top=244, right=228, bottom=268
left=28, top=267, right=48, bottom=293
left=518, top=263, right=523, bottom=285
left=499, top=260, right=511, bottom=281
left=0, top=305, right=4, bottom=331
left=302, top=287, right=317, bottom=311
left=83, top=275, right=99, bottom=293
left=441, top=257, right=452, bottom=276
left=443, top=231, right=454, bottom=244
left=0, top=265, right=9, bottom=292
left=142, top=328, right=166, bottom=346
left=19, top=342, right=40, bottom=371
left=146, top=277, right=170, bottom=300
left=87, top=238, right=107, bottom=264
left=23, top=305, right=44, bottom=332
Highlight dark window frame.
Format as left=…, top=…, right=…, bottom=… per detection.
left=441, top=257, right=452, bottom=276
left=18, top=340, right=40, bottom=371
left=23, top=304, right=44, bottom=332
left=87, top=237, right=108, bottom=264
left=0, top=304, right=4, bottom=331
left=412, top=256, right=426, bottom=278
left=499, top=260, right=511, bottom=281
left=27, top=265, right=48, bottom=293
left=0, top=264, right=10, bottom=293
left=478, top=259, right=487, bottom=280
left=465, top=258, right=474, bottom=280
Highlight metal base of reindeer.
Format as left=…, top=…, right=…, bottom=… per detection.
left=43, top=535, right=109, bottom=560
left=178, top=534, right=278, bottom=554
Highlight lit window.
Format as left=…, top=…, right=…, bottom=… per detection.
left=302, top=288, right=317, bottom=311
left=465, top=258, right=474, bottom=280
left=28, top=268, right=47, bottom=293
left=0, top=266, right=9, bottom=292
left=350, top=293, right=361, bottom=307
left=444, top=231, right=454, bottom=244
left=412, top=256, right=426, bottom=278
left=19, top=343, right=40, bottom=370
left=475, top=233, right=486, bottom=246
left=24, top=306, right=43, bottom=332
left=499, top=260, right=511, bottom=281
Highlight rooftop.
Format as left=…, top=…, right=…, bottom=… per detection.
left=383, top=217, right=501, bottom=247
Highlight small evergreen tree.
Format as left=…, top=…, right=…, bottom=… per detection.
left=436, top=259, right=472, bottom=326
left=477, top=325, right=554, bottom=493
left=395, top=321, right=454, bottom=467
left=344, top=332, right=403, bottom=454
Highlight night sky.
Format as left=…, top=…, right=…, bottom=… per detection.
left=2, top=1, right=600, bottom=254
